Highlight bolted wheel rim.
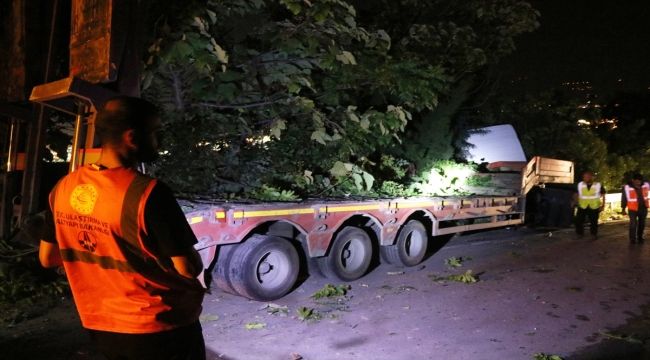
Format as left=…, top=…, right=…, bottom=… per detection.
left=404, top=230, right=424, bottom=258
left=340, top=237, right=367, bottom=271
left=255, top=250, right=290, bottom=289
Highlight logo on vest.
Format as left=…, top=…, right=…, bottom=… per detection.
left=70, top=184, right=98, bottom=215
left=78, top=231, right=98, bottom=252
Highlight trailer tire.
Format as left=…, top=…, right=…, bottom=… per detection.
left=317, top=227, right=372, bottom=282
left=229, top=235, right=299, bottom=301
left=212, top=244, right=240, bottom=296
left=380, top=221, right=428, bottom=267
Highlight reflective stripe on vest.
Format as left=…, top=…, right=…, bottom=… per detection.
left=625, top=183, right=650, bottom=211
left=50, top=165, right=203, bottom=334
left=577, top=182, right=602, bottom=209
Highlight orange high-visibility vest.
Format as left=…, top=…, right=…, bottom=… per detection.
left=625, top=183, right=650, bottom=211
left=50, top=165, right=204, bottom=334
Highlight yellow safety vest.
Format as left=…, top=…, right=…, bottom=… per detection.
left=577, top=181, right=602, bottom=209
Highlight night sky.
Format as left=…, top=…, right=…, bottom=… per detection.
left=496, top=0, right=650, bottom=98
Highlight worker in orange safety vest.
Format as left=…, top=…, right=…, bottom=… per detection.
left=622, top=173, right=650, bottom=244
left=39, top=96, right=206, bottom=360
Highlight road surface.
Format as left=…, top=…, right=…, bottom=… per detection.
left=2, top=222, right=649, bottom=360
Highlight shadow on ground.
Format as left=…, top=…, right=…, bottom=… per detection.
left=0, top=299, right=232, bottom=360
left=568, top=301, right=650, bottom=360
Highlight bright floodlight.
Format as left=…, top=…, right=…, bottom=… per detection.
left=466, top=125, right=527, bottom=164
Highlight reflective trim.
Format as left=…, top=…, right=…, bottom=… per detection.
left=61, top=248, right=135, bottom=273
left=121, top=175, right=156, bottom=251
left=319, top=205, right=379, bottom=213
left=625, top=184, right=650, bottom=202
left=188, top=216, right=203, bottom=224
left=577, top=182, right=602, bottom=200
left=232, top=208, right=314, bottom=218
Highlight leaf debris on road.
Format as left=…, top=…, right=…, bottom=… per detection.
left=199, top=314, right=219, bottom=322
left=245, top=321, right=267, bottom=330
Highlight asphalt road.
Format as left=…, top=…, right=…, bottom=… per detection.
left=3, top=222, right=650, bottom=360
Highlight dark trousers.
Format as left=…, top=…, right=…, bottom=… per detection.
left=629, top=207, right=648, bottom=241
left=575, top=207, right=600, bottom=235
left=87, top=321, right=206, bottom=360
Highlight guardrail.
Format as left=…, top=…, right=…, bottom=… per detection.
left=603, top=193, right=622, bottom=210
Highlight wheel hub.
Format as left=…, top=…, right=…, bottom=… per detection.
left=256, top=250, right=291, bottom=289
left=341, top=238, right=365, bottom=270
left=405, top=231, right=424, bottom=257
left=259, top=261, right=272, bottom=274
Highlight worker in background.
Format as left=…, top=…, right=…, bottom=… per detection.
left=573, top=171, right=606, bottom=239
left=39, top=96, right=206, bottom=360
left=621, top=173, right=649, bottom=244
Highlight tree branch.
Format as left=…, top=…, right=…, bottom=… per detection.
left=196, top=100, right=277, bottom=110
left=168, top=65, right=185, bottom=112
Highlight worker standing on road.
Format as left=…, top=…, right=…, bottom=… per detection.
left=573, top=171, right=606, bottom=239
left=621, top=173, right=649, bottom=244
left=39, top=96, right=206, bottom=360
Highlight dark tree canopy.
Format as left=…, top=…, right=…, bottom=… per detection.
left=139, top=0, right=539, bottom=198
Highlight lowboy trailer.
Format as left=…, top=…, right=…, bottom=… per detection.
left=185, top=156, right=573, bottom=302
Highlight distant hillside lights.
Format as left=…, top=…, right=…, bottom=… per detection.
left=577, top=118, right=617, bottom=129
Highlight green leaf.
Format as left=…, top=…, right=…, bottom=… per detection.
left=310, top=284, right=349, bottom=299
left=312, top=113, right=324, bottom=126
left=304, top=170, right=314, bottom=184
left=142, top=71, right=154, bottom=91
left=344, top=16, right=356, bottom=28
left=285, top=2, right=302, bottom=15
left=250, top=0, right=265, bottom=8
left=360, top=117, right=370, bottom=130
left=206, top=10, right=217, bottom=25
left=330, top=161, right=349, bottom=176
left=311, top=129, right=327, bottom=145
left=184, top=32, right=206, bottom=49
left=362, top=171, right=374, bottom=191
left=288, top=83, right=301, bottom=94
left=217, top=71, right=242, bottom=82
left=217, top=83, right=237, bottom=102
left=342, top=51, right=356, bottom=65
left=336, top=51, right=356, bottom=65
left=270, top=119, right=286, bottom=139
left=311, top=4, right=330, bottom=23
left=295, top=60, right=313, bottom=69
left=352, top=173, right=363, bottom=190
left=271, top=119, right=287, bottom=140
left=165, top=40, right=193, bottom=61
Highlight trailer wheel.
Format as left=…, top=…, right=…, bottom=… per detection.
left=317, top=227, right=372, bottom=282
left=211, top=244, right=240, bottom=296
left=229, top=235, right=299, bottom=301
left=380, top=221, right=428, bottom=267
